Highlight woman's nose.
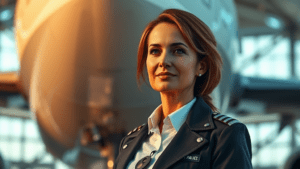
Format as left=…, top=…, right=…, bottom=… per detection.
left=159, top=51, right=172, bottom=68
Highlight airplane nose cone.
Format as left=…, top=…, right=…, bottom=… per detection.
left=15, top=0, right=162, bottom=167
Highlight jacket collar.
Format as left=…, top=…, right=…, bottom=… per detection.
left=153, top=96, right=214, bottom=169
left=116, top=96, right=215, bottom=169
left=185, top=96, right=215, bottom=131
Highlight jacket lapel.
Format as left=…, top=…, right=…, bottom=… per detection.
left=153, top=97, right=215, bottom=169
left=116, top=124, right=149, bottom=169
left=153, top=123, right=208, bottom=169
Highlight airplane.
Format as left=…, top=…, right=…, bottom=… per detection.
left=0, top=0, right=299, bottom=168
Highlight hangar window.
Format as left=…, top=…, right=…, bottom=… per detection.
left=0, top=31, right=19, bottom=72
left=237, top=34, right=300, bottom=169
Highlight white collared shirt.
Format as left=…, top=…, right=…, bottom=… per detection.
left=127, top=97, right=196, bottom=169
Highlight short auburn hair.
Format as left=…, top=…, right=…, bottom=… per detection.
left=137, top=9, right=223, bottom=112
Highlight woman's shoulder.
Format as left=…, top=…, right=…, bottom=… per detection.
left=210, top=112, right=250, bottom=138
left=208, top=114, right=252, bottom=168
left=210, top=112, right=251, bottom=144
left=211, top=112, right=242, bottom=127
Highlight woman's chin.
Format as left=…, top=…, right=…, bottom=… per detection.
left=153, top=85, right=178, bottom=93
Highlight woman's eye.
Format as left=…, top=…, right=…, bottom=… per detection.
left=174, top=48, right=186, bottom=54
left=150, top=49, right=160, bottom=55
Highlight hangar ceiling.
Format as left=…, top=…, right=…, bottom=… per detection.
left=0, top=0, right=298, bottom=94
left=235, top=0, right=300, bottom=38
left=234, top=0, right=299, bottom=79
left=0, top=0, right=299, bottom=39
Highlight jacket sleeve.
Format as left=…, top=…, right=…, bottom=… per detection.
left=113, top=136, right=125, bottom=169
left=212, top=123, right=253, bottom=169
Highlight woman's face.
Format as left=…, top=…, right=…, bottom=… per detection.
left=146, top=22, right=205, bottom=94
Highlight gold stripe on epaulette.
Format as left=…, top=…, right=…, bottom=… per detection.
left=212, top=113, right=240, bottom=126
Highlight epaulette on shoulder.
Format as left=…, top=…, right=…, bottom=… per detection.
left=127, top=123, right=146, bottom=136
left=212, top=112, right=241, bottom=126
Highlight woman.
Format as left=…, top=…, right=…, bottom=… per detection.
left=114, top=9, right=252, bottom=169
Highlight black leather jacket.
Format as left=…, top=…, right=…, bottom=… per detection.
left=114, top=97, right=252, bottom=169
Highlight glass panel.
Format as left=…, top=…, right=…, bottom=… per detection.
left=268, top=146, right=291, bottom=166
left=237, top=36, right=292, bottom=79
left=0, top=141, right=9, bottom=160
left=24, top=141, right=45, bottom=162
left=257, top=51, right=289, bottom=79
left=245, top=124, right=257, bottom=144
left=257, top=145, right=291, bottom=167
left=25, top=120, right=40, bottom=139
left=10, top=141, right=21, bottom=161
left=239, top=37, right=257, bottom=58
left=258, top=122, right=279, bottom=142
left=257, top=147, right=273, bottom=166
left=274, top=126, right=291, bottom=144
left=296, top=41, right=300, bottom=79
left=0, top=32, right=19, bottom=72
left=296, top=134, right=300, bottom=147
left=295, top=120, right=300, bottom=147
left=0, top=117, right=10, bottom=136
left=10, top=118, right=23, bottom=138
left=0, top=32, right=15, bottom=47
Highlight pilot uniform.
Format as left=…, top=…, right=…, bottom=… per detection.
left=114, top=97, right=252, bottom=169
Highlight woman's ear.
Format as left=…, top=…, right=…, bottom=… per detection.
left=198, top=61, right=207, bottom=75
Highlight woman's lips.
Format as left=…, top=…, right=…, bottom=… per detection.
left=156, top=74, right=175, bottom=80
left=155, top=72, right=175, bottom=80
left=156, top=72, right=175, bottom=76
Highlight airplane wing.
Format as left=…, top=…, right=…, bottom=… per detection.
left=230, top=74, right=300, bottom=114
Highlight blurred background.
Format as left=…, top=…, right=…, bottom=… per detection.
left=0, top=0, right=299, bottom=169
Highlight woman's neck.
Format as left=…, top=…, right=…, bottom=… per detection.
left=159, top=90, right=194, bottom=121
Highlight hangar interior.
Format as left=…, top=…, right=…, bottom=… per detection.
left=0, top=0, right=299, bottom=169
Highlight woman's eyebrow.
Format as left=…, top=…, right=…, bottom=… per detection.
left=149, top=44, right=161, bottom=47
left=170, top=42, right=188, bottom=48
left=149, top=42, right=188, bottom=48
